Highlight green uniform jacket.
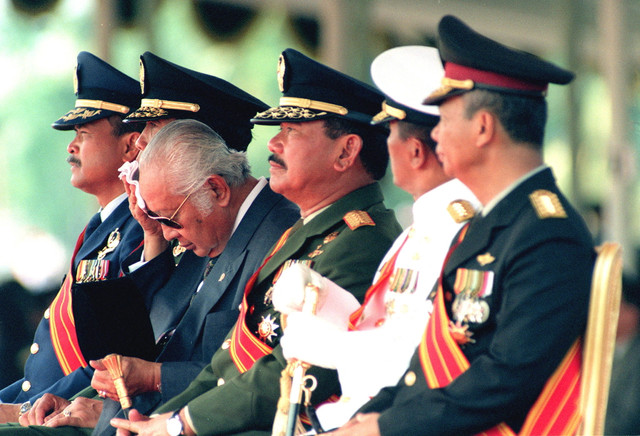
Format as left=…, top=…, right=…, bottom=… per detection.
left=157, top=182, right=402, bottom=434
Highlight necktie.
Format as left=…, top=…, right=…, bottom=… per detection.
left=84, top=212, right=102, bottom=241
left=203, top=257, right=218, bottom=280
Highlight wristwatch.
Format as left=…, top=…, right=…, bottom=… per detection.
left=18, top=401, right=32, bottom=417
left=166, top=410, right=184, bottom=436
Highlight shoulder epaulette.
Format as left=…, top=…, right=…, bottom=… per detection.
left=343, top=210, right=375, bottom=230
left=447, top=200, right=475, bottom=223
left=529, top=190, right=567, bottom=219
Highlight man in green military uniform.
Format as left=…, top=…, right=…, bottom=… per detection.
left=7, top=48, right=401, bottom=435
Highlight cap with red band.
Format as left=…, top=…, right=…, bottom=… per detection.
left=424, top=15, right=574, bottom=105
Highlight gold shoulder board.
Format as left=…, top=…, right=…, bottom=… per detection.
left=343, top=210, right=375, bottom=230
left=447, top=200, right=475, bottom=223
left=529, top=190, right=567, bottom=219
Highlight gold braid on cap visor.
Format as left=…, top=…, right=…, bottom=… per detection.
left=371, top=101, right=406, bottom=123
left=140, top=99, right=200, bottom=112
left=426, top=77, right=475, bottom=101
left=75, top=99, right=130, bottom=114
left=278, top=97, right=348, bottom=115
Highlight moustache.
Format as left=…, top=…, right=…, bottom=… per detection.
left=268, top=154, right=286, bottom=169
left=66, top=156, right=81, bottom=166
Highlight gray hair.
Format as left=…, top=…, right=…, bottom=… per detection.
left=139, top=119, right=251, bottom=212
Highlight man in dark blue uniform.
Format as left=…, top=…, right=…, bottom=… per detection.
left=333, top=15, right=595, bottom=436
left=0, top=52, right=144, bottom=421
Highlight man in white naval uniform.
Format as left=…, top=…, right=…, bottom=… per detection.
left=273, top=46, right=479, bottom=431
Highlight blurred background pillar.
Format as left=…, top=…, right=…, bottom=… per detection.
left=599, top=0, right=636, bottom=270
left=318, top=0, right=372, bottom=80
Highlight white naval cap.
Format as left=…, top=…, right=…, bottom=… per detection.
left=370, top=45, right=443, bottom=125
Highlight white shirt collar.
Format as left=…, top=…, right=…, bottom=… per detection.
left=232, top=177, right=268, bottom=233
left=99, top=192, right=128, bottom=222
left=303, top=204, right=331, bottom=225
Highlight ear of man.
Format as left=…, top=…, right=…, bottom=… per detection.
left=333, top=133, right=363, bottom=172
left=207, top=175, right=231, bottom=207
left=474, top=110, right=496, bottom=149
left=408, top=137, right=431, bottom=170
left=122, top=131, right=142, bottom=162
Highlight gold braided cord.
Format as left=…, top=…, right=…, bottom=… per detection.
left=441, top=77, right=475, bottom=90
left=75, top=99, right=129, bottom=114
left=371, top=102, right=406, bottom=123
left=140, top=98, right=200, bottom=113
left=279, top=97, right=348, bottom=115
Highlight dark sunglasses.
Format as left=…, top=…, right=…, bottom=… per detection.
left=131, top=167, right=198, bottom=230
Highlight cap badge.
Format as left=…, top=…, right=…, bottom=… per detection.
left=447, top=200, right=475, bottom=223
left=529, top=190, right=567, bottom=219
left=139, top=59, right=146, bottom=95
left=73, top=65, right=79, bottom=95
left=277, top=54, right=286, bottom=92
left=343, top=210, right=375, bottom=230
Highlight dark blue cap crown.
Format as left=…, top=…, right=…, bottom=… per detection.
left=52, top=51, right=140, bottom=130
left=251, top=48, right=384, bottom=126
left=125, top=52, right=269, bottom=151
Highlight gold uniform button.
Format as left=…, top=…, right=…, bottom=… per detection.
left=404, top=371, right=416, bottom=386
left=30, top=343, right=39, bottom=354
left=21, top=381, right=31, bottom=392
left=221, top=339, right=231, bottom=350
left=44, top=308, right=50, bottom=319
left=217, top=378, right=225, bottom=386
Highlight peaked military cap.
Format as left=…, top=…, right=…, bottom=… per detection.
left=370, top=45, right=441, bottom=128
left=52, top=51, right=140, bottom=130
left=424, top=15, right=575, bottom=105
left=251, top=48, right=384, bottom=126
left=124, top=52, right=268, bottom=151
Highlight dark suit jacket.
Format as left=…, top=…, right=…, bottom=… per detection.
left=92, top=184, right=300, bottom=435
left=0, top=199, right=144, bottom=404
left=155, top=183, right=402, bottom=435
left=361, top=168, right=596, bottom=436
